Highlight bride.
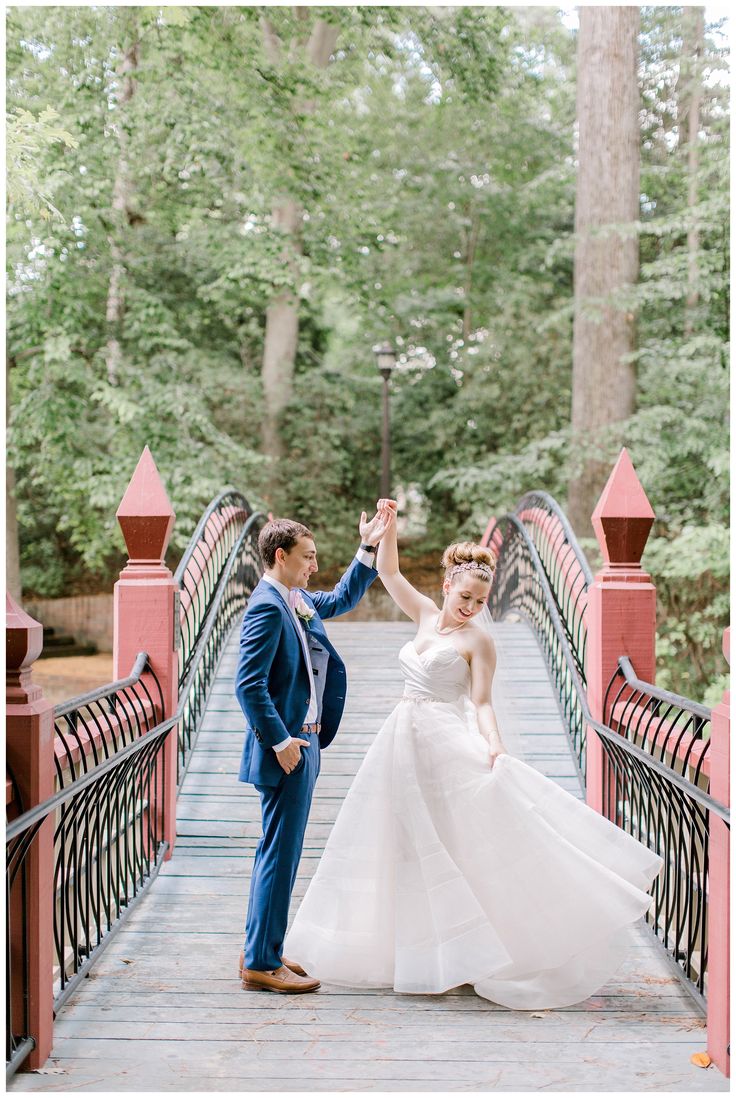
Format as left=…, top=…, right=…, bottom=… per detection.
left=284, top=501, right=663, bottom=1008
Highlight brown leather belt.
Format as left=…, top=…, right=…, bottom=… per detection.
left=300, top=722, right=321, bottom=735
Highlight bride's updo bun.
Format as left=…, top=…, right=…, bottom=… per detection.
left=442, top=541, right=496, bottom=584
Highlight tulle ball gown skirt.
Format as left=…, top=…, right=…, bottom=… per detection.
left=285, top=647, right=663, bottom=1010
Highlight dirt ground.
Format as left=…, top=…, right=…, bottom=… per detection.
left=34, top=654, right=115, bottom=706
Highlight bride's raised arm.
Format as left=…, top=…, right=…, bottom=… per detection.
left=376, top=500, right=438, bottom=625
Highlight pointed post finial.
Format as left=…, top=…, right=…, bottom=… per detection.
left=6, top=593, right=45, bottom=704
left=591, top=448, right=655, bottom=566
left=116, top=447, right=176, bottom=564
left=6, top=593, right=44, bottom=672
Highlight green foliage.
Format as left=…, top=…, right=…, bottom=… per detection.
left=6, top=106, right=79, bottom=219
left=6, top=6, right=728, bottom=703
left=432, top=7, right=729, bottom=700
left=644, top=526, right=729, bottom=702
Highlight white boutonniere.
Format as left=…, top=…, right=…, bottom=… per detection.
left=295, top=597, right=316, bottom=629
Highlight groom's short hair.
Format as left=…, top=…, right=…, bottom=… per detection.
left=258, top=519, right=314, bottom=568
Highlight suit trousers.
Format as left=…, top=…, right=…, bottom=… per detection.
left=244, top=734, right=321, bottom=971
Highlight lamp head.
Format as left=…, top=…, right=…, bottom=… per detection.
left=373, top=340, right=396, bottom=378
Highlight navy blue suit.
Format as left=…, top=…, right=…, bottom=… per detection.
left=235, top=557, right=377, bottom=971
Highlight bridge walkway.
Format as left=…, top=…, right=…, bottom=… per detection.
left=10, top=622, right=724, bottom=1092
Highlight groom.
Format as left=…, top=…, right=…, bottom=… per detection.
left=234, top=507, right=392, bottom=992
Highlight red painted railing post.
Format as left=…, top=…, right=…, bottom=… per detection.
left=6, top=594, right=54, bottom=1068
left=584, top=449, right=657, bottom=813
left=113, top=447, right=178, bottom=859
left=481, top=515, right=503, bottom=558
left=707, top=627, right=730, bottom=1076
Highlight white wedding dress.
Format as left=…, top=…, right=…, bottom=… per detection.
left=285, top=634, right=663, bottom=1009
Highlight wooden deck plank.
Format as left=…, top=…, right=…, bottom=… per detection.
left=10, top=620, right=725, bottom=1093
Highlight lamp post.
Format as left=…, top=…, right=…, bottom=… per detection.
left=373, top=340, right=396, bottom=500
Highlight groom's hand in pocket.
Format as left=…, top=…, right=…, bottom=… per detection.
left=276, top=738, right=310, bottom=774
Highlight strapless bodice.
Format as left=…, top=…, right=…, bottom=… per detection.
left=399, top=640, right=470, bottom=703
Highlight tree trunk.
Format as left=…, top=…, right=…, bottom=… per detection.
left=105, top=30, right=139, bottom=386
left=6, top=464, right=22, bottom=603
left=262, top=197, right=303, bottom=466
left=567, top=7, right=640, bottom=536
left=259, top=16, right=339, bottom=484
left=306, top=18, right=339, bottom=68
left=6, top=353, right=22, bottom=601
left=462, top=202, right=481, bottom=342
left=683, top=7, right=704, bottom=335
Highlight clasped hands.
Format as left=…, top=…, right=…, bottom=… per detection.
left=359, top=498, right=398, bottom=546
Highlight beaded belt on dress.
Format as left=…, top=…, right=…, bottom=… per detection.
left=401, top=693, right=451, bottom=704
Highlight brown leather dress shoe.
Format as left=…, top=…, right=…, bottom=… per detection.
left=242, top=965, right=320, bottom=994
left=238, top=950, right=308, bottom=979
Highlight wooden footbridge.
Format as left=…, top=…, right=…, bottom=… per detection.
left=6, top=450, right=730, bottom=1091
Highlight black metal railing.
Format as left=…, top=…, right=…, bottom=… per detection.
left=601, top=659, right=721, bottom=999
left=605, top=659, right=711, bottom=783
left=6, top=657, right=168, bottom=1079
left=7, top=490, right=266, bottom=1080
left=485, top=513, right=588, bottom=782
left=175, top=506, right=265, bottom=783
left=5, top=772, right=34, bottom=1081
left=174, top=489, right=252, bottom=688
left=514, top=491, right=593, bottom=683
left=54, top=654, right=164, bottom=787
left=482, top=496, right=729, bottom=1007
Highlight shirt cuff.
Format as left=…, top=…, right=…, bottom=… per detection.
left=273, top=737, right=293, bottom=753
left=355, top=547, right=377, bottom=569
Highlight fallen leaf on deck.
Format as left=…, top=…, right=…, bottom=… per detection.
left=690, top=1052, right=711, bottom=1068
left=530, top=1012, right=548, bottom=1019
left=120, top=958, right=134, bottom=965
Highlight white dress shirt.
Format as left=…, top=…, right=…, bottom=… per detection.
left=263, top=548, right=376, bottom=753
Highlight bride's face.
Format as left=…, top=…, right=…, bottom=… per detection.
left=442, top=575, right=490, bottom=624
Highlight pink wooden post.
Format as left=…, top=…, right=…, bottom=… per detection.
left=707, top=627, right=730, bottom=1076
left=6, top=595, right=54, bottom=1068
left=113, top=447, right=178, bottom=858
left=585, top=449, right=657, bottom=813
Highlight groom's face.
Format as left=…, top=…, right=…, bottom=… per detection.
left=279, top=536, right=319, bottom=589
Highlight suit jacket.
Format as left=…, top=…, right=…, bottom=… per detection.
left=235, top=557, right=377, bottom=787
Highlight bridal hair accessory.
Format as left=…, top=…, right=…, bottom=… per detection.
left=446, top=561, right=494, bottom=581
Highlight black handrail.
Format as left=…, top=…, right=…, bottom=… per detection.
left=175, top=509, right=266, bottom=784
left=54, top=653, right=164, bottom=787
left=173, top=487, right=250, bottom=586
left=486, top=511, right=589, bottom=781
left=515, top=490, right=594, bottom=586
left=484, top=499, right=728, bottom=1005
left=54, top=653, right=150, bottom=719
left=6, top=490, right=267, bottom=1079
left=174, top=489, right=253, bottom=689
left=6, top=653, right=168, bottom=1078
left=614, top=656, right=712, bottom=722
left=511, top=490, right=592, bottom=684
